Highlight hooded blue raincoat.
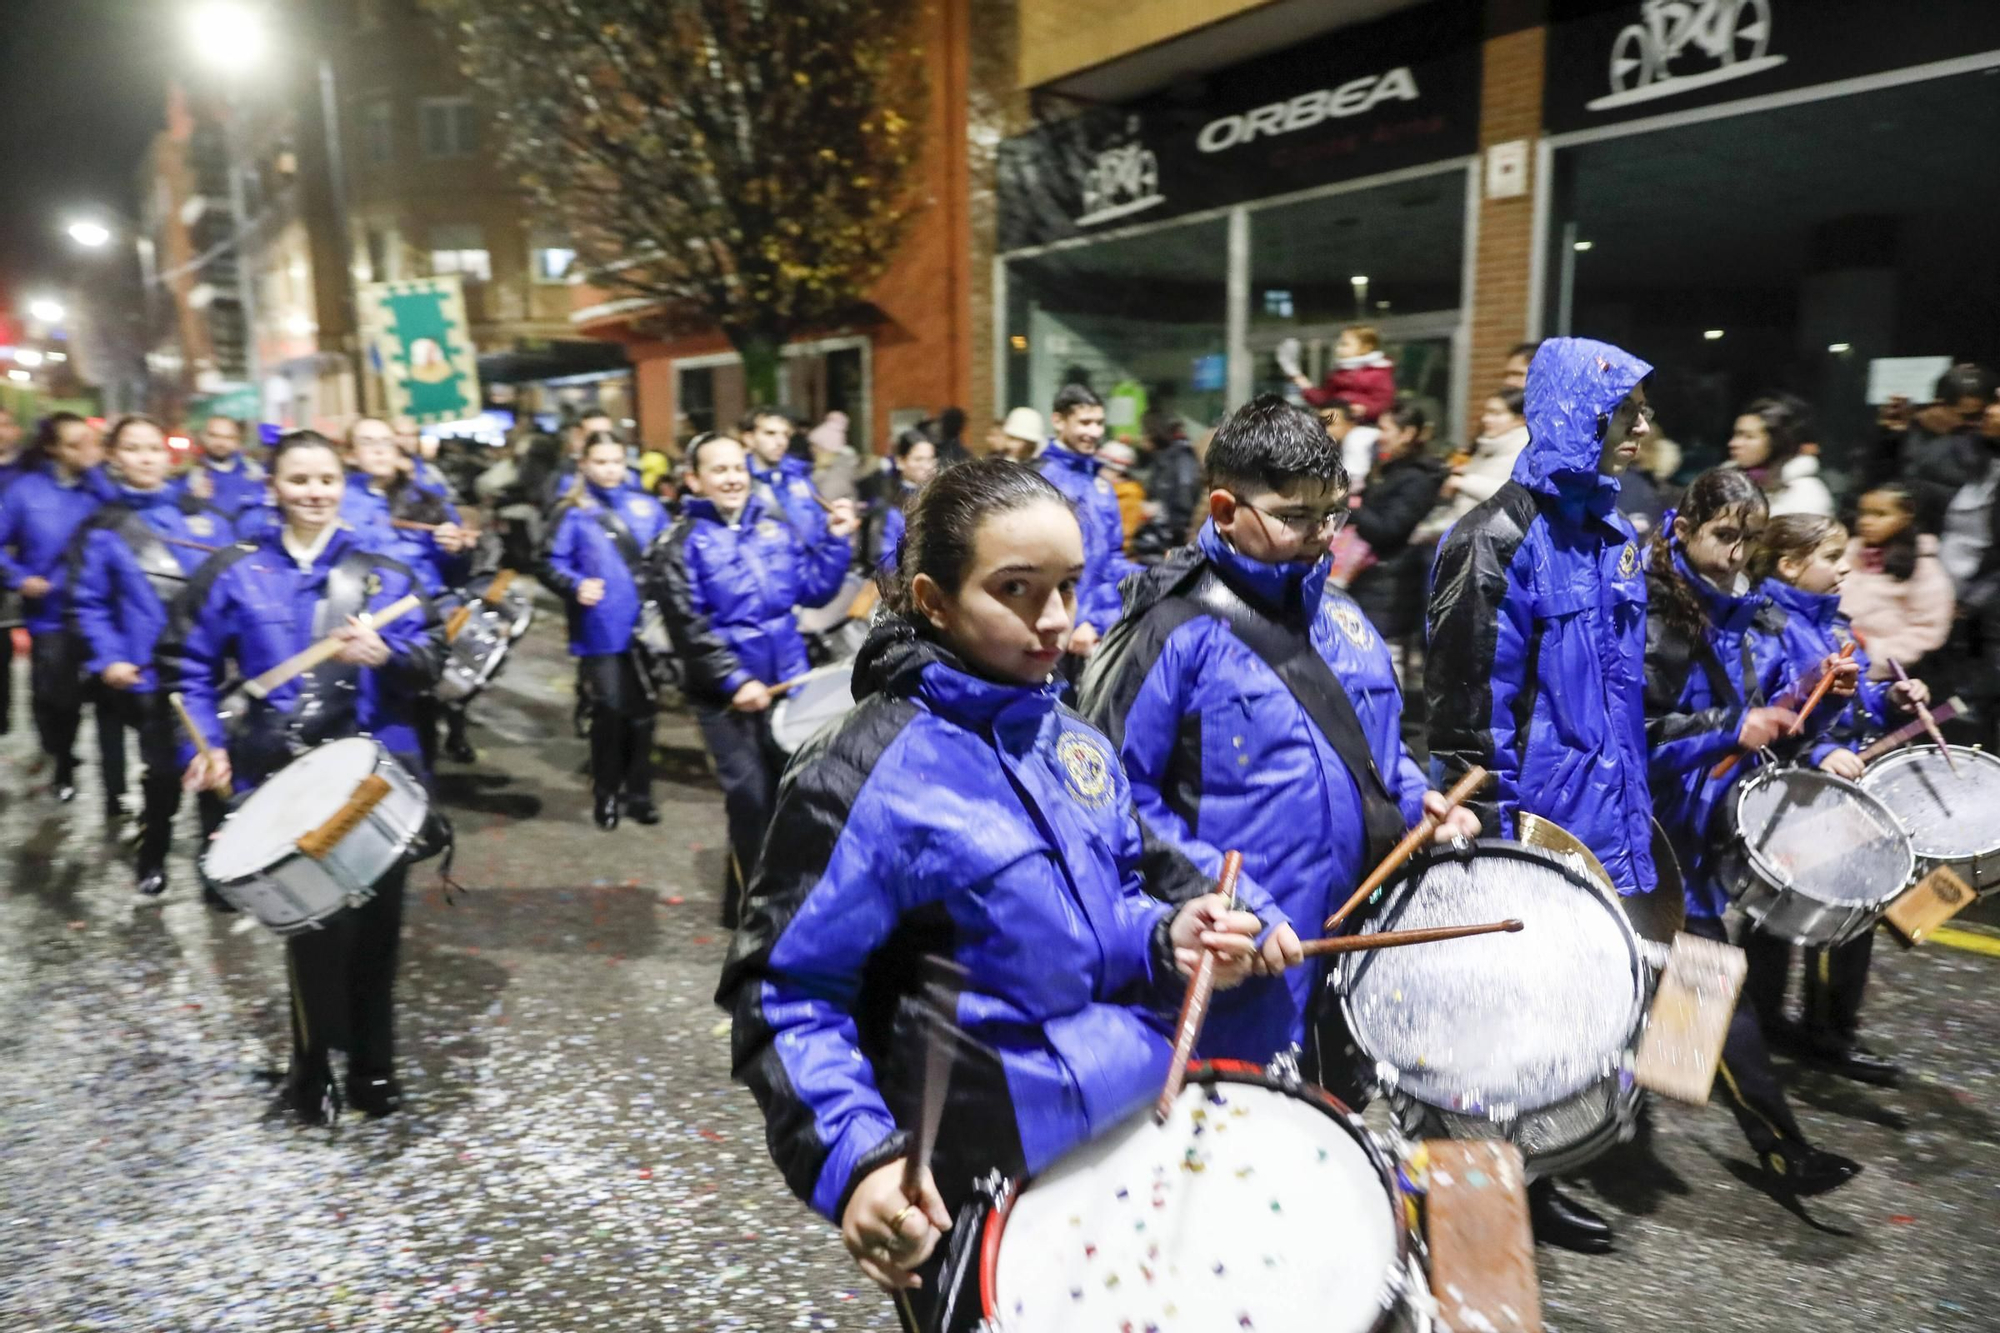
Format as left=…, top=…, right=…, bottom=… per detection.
left=1426, top=338, right=1657, bottom=894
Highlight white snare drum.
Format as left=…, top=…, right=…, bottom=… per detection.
left=1717, top=766, right=1915, bottom=947
left=1861, top=744, right=2000, bottom=896
left=981, top=1063, right=1421, bottom=1333
left=202, top=739, right=430, bottom=936
left=1341, top=841, right=1647, bottom=1176
left=769, top=661, right=857, bottom=754
left=437, top=606, right=511, bottom=703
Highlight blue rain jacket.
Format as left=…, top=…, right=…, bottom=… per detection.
left=719, top=618, right=1251, bottom=1222
left=68, top=487, right=230, bottom=691
left=537, top=481, right=671, bottom=656
left=874, top=493, right=907, bottom=575
left=1760, top=578, right=1892, bottom=764
left=751, top=454, right=829, bottom=548
left=1427, top=338, right=1657, bottom=894
left=650, top=493, right=850, bottom=700
left=171, top=455, right=267, bottom=518
left=0, top=463, right=117, bottom=632
left=1081, top=524, right=1425, bottom=1063
left=157, top=524, right=445, bottom=786
left=1036, top=442, right=1141, bottom=634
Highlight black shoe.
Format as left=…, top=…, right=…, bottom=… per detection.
left=444, top=736, right=477, bottom=765
left=136, top=865, right=169, bottom=898
left=54, top=775, right=77, bottom=803
left=346, top=1073, right=403, bottom=1118
left=284, top=1060, right=340, bottom=1126
left=1528, top=1180, right=1615, bottom=1254
left=1759, top=1143, right=1862, bottom=1197
left=593, top=793, right=621, bottom=830
left=1805, top=1040, right=1902, bottom=1088
left=624, top=798, right=660, bottom=825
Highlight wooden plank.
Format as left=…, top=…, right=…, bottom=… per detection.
left=1634, top=932, right=1747, bottom=1104
left=1425, top=1140, right=1541, bottom=1333
left=1883, top=866, right=1977, bottom=948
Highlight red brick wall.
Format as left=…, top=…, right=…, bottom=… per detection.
left=1468, top=25, right=1546, bottom=399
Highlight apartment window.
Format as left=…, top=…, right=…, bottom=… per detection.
left=533, top=245, right=576, bottom=283
left=419, top=97, right=478, bottom=159
left=360, top=101, right=392, bottom=166
left=429, top=224, right=491, bottom=283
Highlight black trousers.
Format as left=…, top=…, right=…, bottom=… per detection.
left=579, top=652, right=656, bottom=801
left=286, top=864, right=407, bottom=1079
left=692, top=697, right=783, bottom=896
left=1688, top=916, right=1809, bottom=1156
left=96, top=688, right=226, bottom=870
left=28, top=628, right=84, bottom=773
left=1803, top=931, right=1875, bottom=1048
left=0, top=620, right=14, bottom=735
left=414, top=695, right=476, bottom=773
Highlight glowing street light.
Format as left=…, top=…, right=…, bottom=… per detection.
left=15, top=349, right=45, bottom=369
left=67, top=220, right=112, bottom=248
left=28, top=299, right=65, bottom=324
left=189, top=1, right=269, bottom=68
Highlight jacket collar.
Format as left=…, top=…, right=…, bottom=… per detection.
left=853, top=613, right=1060, bottom=730
left=1196, top=519, right=1322, bottom=622
left=680, top=493, right=766, bottom=529
left=1039, top=442, right=1099, bottom=477
left=1761, top=575, right=1839, bottom=631
left=586, top=479, right=631, bottom=509
left=1673, top=546, right=1760, bottom=630
left=118, top=484, right=175, bottom=512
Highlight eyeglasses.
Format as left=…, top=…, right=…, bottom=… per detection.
left=1243, top=499, right=1349, bottom=537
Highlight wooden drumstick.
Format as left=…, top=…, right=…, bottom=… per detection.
left=1857, top=697, right=1964, bottom=764
left=734, top=671, right=814, bottom=710
left=1886, top=657, right=1955, bottom=774
left=1156, top=850, right=1243, bottom=1124
left=477, top=568, right=517, bottom=604
left=241, top=593, right=424, bottom=700
left=1298, top=918, right=1523, bottom=958
left=1323, top=766, right=1487, bottom=932
left=1710, top=641, right=1855, bottom=781
left=168, top=691, right=214, bottom=760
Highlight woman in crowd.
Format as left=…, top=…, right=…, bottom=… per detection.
left=1346, top=399, right=1446, bottom=681
left=1727, top=395, right=1833, bottom=518
left=1842, top=483, right=1954, bottom=680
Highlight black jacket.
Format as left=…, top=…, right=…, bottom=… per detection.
left=1349, top=453, right=1447, bottom=640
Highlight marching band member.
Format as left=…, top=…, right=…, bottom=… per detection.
left=160, top=429, right=445, bottom=1124
left=651, top=431, right=856, bottom=924
left=393, top=416, right=455, bottom=499
left=744, top=406, right=853, bottom=546
left=68, top=415, right=230, bottom=897
left=1643, top=468, right=1863, bottom=1196
left=0, top=406, right=24, bottom=739
left=869, top=430, right=939, bottom=576
left=1753, top=514, right=1930, bottom=1088
left=171, top=415, right=266, bottom=519
left=1033, top=383, right=1139, bottom=661
left=537, top=431, right=672, bottom=831
left=1425, top=337, right=1657, bottom=1251
left=1081, top=395, right=1465, bottom=1082
left=0, top=412, right=113, bottom=802
left=719, top=458, right=1286, bottom=1331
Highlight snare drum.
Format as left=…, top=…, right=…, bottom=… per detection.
left=1861, top=744, right=2000, bottom=896
left=466, top=571, right=533, bottom=639
left=1716, top=765, right=1914, bottom=947
left=436, top=605, right=511, bottom=703
left=980, top=1062, right=1421, bottom=1333
left=1340, top=841, right=1647, bottom=1176
left=202, top=739, right=430, bottom=935
left=769, top=660, right=857, bottom=754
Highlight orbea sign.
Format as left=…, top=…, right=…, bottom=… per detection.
left=1196, top=68, right=1422, bottom=154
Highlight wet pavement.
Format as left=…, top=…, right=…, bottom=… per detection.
left=3, top=600, right=1999, bottom=1332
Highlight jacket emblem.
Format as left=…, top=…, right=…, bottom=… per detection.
left=1094, top=477, right=1112, bottom=494
left=1618, top=543, right=1638, bottom=577
left=628, top=499, right=651, bottom=519
left=187, top=515, right=215, bottom=537
left=1056, top=732, right=1112, bottom=808
left=756, top=520, right=781, bottom=540
left=364, top=571, right=384, bottom=597
left=1331, top=604, right=1372, bottom=648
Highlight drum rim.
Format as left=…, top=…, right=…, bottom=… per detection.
left=1338, top=838, right=1648, bottom=1115
left=1860, top=745, right=2000, bottom=861
left=978, top=1059, right=1411, bottom=1331
left=202, top=738, right=427, bottom=890
left=1733, top=763, right=1915, bottom=906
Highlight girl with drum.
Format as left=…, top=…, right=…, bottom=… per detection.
left=718, top=459, right=1288, bottom=1330
left=1752, top=515, right=1932, bottom=1088
left=68, top=415, right=231, bottom=899
left=160, top=429, right=446, bottom=1125
left=1643, top=467, right=1864, bottom=1196
left=538, top=431, right=673, bottom=831
left=650, top=431, right=856, bottom=922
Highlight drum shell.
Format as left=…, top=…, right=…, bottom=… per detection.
left=204, top=743, right=430, bottom=936
left=437, top=608, right=511, bottom=703
left=1716, top=766, right=1914, bottom=947
left=1860, top=744, right=2000, bottom=897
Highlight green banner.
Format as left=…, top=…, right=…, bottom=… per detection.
left=359, top=276, right=483, bottom=425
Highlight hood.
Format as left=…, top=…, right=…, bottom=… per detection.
left=1337, top=350, right=1393, bottom=371
left=852, top=612, right=1061, bottom=729
left=1761, top=575, right=1839, bottom=631
left=1513, top=337, right=1653, bottom=498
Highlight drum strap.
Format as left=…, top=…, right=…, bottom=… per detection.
left=110, top=508, right=192, bottom=601
left=589, top=506, right=647, bottom=580
left=1693, top=622, right=1764, bottom=711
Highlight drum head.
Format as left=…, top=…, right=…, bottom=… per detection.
left=769, top=662, right=856, bottom=753
left=1736, top=767, right=1914, bottom=905
left=1342, top=842, right=1644, bottom=1115
left=795, top=573, right=865, bottom=636
left=204, top=738, right=382, bottom=882
left=1862, top=746, right=2000, bottom=863
left=989, top=1070, right=1401, bottom=1333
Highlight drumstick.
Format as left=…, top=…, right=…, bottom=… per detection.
left=1857, top=697, right=1965, bottom=764
left=443, top=603, right=475, bottom=642
left=1710, top=641, right=1855, bottom=781
left=476, top=568, right=517, bottom=604
left=241, top=593, right=424, bottom=700
left=159, top=534, right=223, bottom=554
left=734, top=671, right=815, bottom=710
left=167, top=691, right=214, bottom=760
left=1323, top=767, right=1487, bottom=932
left=1156, top=850, right=1243, bottom=1124
left=1298, top=918, right=1523, bottom=958
left=391, top=517, right=483, bottom=536
left=1885, top=657, right=1955, bottom=774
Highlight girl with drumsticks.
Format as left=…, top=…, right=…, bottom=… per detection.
left=718, top=459, right=1296, bottom=1330
left=159, top=429, right=446, bottom=1125
left=1752, top=515, right=1933, bottom=1088
left=1643, top=467, right=1864, bottom=1196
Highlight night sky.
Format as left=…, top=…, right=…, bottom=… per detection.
left=0, top=0, right=169, bottom=311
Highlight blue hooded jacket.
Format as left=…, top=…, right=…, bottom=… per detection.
left=1080, top=523, right=1426, bottom=1063
left=719, top=618, right=1245, bottom=1223
left=1427, top=338, right=1658, bottom=894
left=170, top=454, right=267, bottom=519
left=750, top=453, right=829, bottom=548
left=537, top=480, right=672, bottom=657
left=650, top=493, right=850, bottom=700
left=67, top=487, right=230, bottom=691
left=1761, top=578, right=1891, bottom=764
left=1036, top=442, right=1141, bottom=634
left=0, top=463, right=117, bottom=632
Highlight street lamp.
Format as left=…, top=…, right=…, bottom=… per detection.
left=189, top=1, right=269, bottom=67
left=28, top=299, right=66, bottom=324
left=67, top=221, right=112, bottom=249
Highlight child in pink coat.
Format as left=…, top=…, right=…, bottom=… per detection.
left=1291, top=325, right=1397, bottom=423
left=1841, top=484, right=1954, bottom=679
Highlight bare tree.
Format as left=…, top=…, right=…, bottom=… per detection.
left=428, top=0, right=928, bottom=403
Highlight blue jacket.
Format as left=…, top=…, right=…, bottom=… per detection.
left=1037, top=442, right=1141, bottom=634
left=68, top=487, right=230, bottom=691
left=873, top=490, right=909, bottom=575
left=157, top=524, right=445, bottom=786
left=751, top=454, right=829, bottom=548
left=1427, top=338, right=1658, bottom=895
left=0, top=463, right=117, bottom=632
left=1761, top=578, right=1891, bottom=764
left=537, top=481, right=672, bottom=656
left=719, top=618, right=1243, bottom=1222
left=650, top=493, right=850, bottom=699
left=171, top=455, right=267, bottom=519
left=1643, top=551, right=1836, bottom=920
left=1081, top=524, right=1424, bottom=1062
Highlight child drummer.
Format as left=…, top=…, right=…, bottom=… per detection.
left=160, top=429, right=446, bottom=1125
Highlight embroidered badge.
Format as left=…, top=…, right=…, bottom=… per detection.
left=628, top=499, right=650, bottom=518
left=1619, top=542, right=1638, bottom=577
left=756, top=520, right=781, bottom=540
left=364, top=571, right=384, bottom=597
left=1331, top=604, right=1372, bottom=648
left=1094, top=477, right=1112, bottom=494
left=186, top=515, right=214, bottom=537
left=1056, top=733, right=1112, bottom=807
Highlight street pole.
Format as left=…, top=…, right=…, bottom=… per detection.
left=316, top=53, right=363, bottom=413
left=221, top=99, right=263, bottom=416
